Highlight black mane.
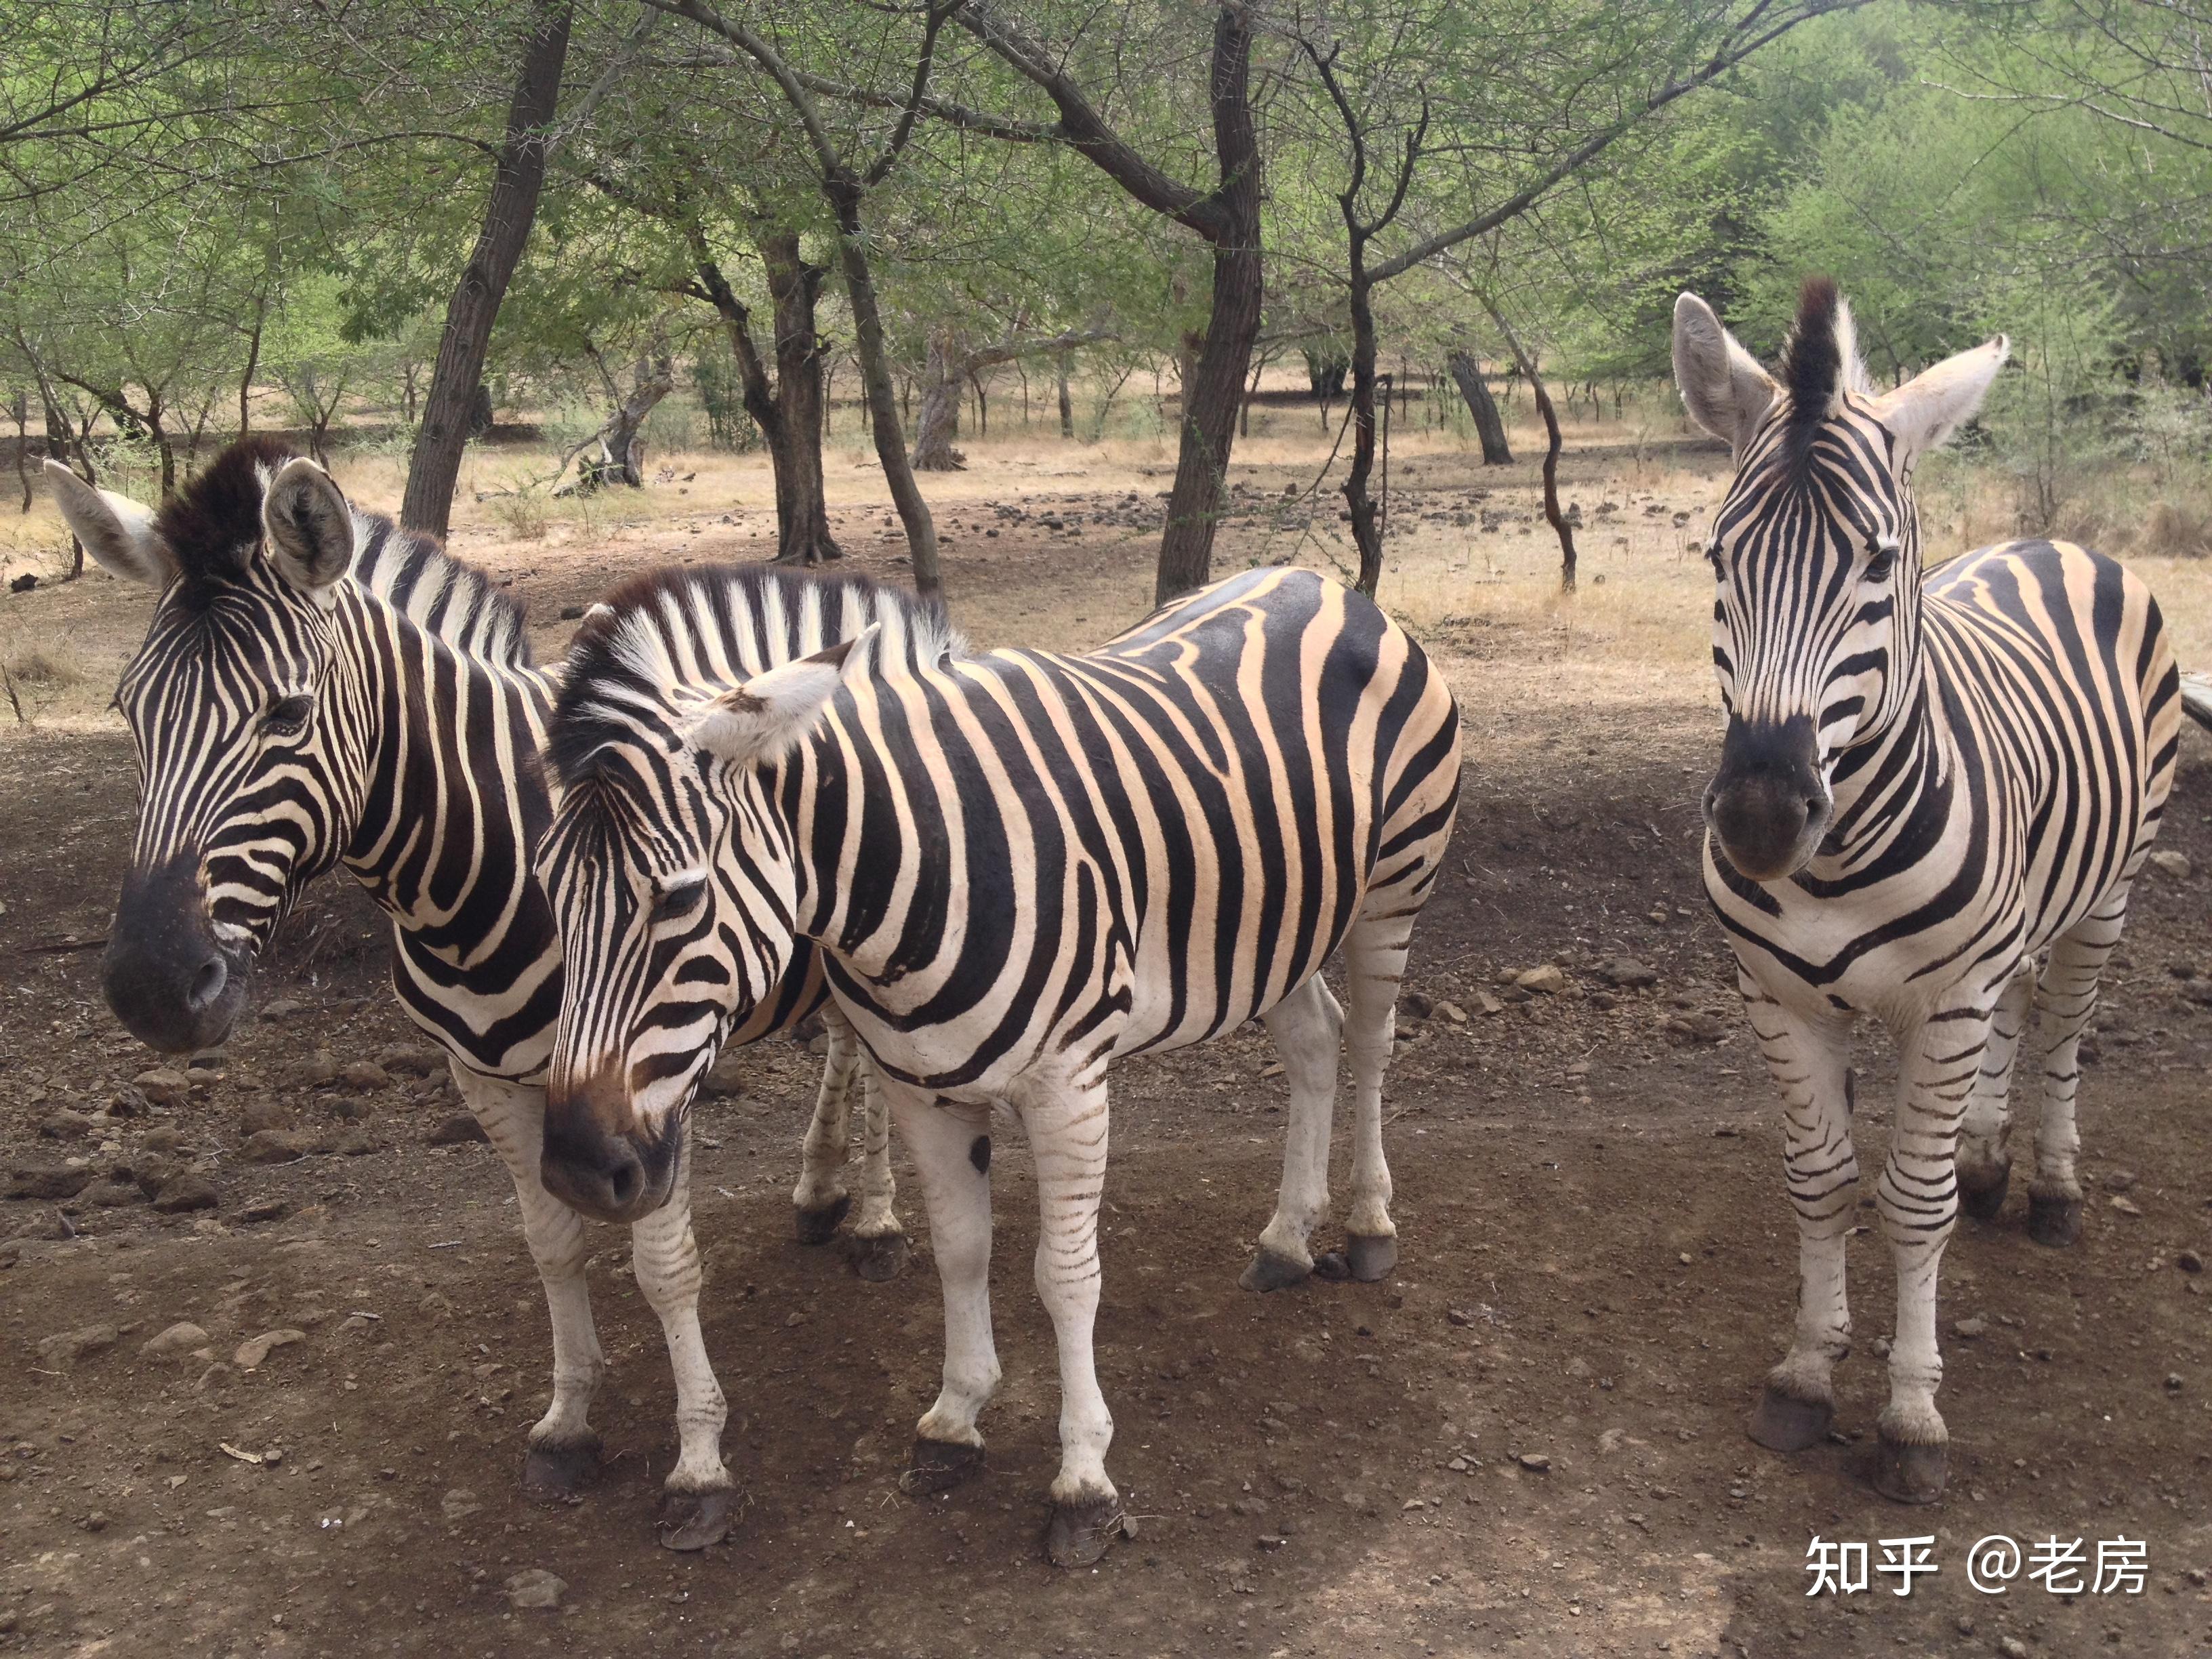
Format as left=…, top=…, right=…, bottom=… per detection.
left=154, top=435, right=300, bottom=596
left=1778, top=276, right=1843, bottom=472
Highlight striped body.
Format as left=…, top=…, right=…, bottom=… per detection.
left=1675, top=283, right=2179, bottom=1502
left=537, top=564, right=1460, bottom=1561
left=56, top=443, right=902, bottom=1548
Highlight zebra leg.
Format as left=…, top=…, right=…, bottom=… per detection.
left=1740, top=983, right=1856, bottom=1454
left=889, top=1086, right=999, bottom=1499
left=2026, top=897, right=2126, bottom=1248
left=629, top=1139, right=737, bottom=1550
left=846, top=1060, right=909, bottom=1282
left=453, top=1067, right=607, bottom=1503
left=1341, top=912, right=1414, bottom=1282
left=792, top=1004, right=863, bottom=1244
left=1243, top=974, right=1343, bottom=1292
left=1958, top=963, right=2034, bottom=1221
left=1869, top=1002, right=1992, bottom=1505
left=1012, top=1071, right=1122, bottom=1568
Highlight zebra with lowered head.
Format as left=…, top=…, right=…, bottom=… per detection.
left=46, top=440, right=906, bottom=1548
left=529, top=562, right=1461, bottom=1565
left=1673, top=279, right=2181, bottom=1504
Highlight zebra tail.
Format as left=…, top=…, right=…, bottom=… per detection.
left=2184, top=670, right=2212, bottom=731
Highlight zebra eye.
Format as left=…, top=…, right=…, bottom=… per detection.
left=1864, top=541, right=1897, bottom=581
left=649, top=877, right=705, bottom=922
left=262, top=695, right=313, bottom=737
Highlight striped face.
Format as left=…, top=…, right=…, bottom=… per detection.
left=533, top=715, right=806, bottom=1224
left=48, top=448, right=363, bottom=1054
left=1673, top=282, right=2007, bottom=882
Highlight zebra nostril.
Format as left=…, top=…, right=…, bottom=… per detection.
left=606, top=1157, right=642, bottom=1208
left=188, top=956, right=228, bottom=1010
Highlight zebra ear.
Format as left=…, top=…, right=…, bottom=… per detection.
left=689, top=628, right=878, bottom=766
left=43, top=461, right=176, bottom=587
left=262, top=457, right=355, bottom=603
left=1672, top=293, right=1776, bottom=459
left=1872, top=335, right=2009, bottom=469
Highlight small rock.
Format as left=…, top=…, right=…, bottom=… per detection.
left=276, top=1051, right=338, bottom=1091
left=2106, top=1170, right=2139, bottom=1192
left=1952, top=1317, right=1988, bottom=1340
left=2178, top=1250, right=2203, bottom=1274
left=335, top=1129, right=384, bottom=1157
left=1400, top=1498, right=1425, bottom=1511
left=81, top=1178, right=145, bottom=1208
left=1399, top=991, right=1435, bottom=1021
left=443, top=1488, right=483, bottom=1522
left=35, top=1324, right=119, bottom=1369
left=1998, top=1638, right=2030, bottom=1659
left=1517, top=1452, right=1551, bottom=1472
left=1476, top=990, right=1504, bottom=1017
left=236, top=1197, right=291, bottom=1225
left=142, top=1126, right=182, bottom=1154
left=506, top=1568, right=566, bottom=1611
left=1515, top=966, right=1566, bottom=996
left=132, top=1068, right=193, bottom=1107
left=140, top=1322, right=211, bottom=1358
left=373, top=1044, right=443, bottom=1078
left=337, top=1061, right=389, bottom=1092
left=1599, top=958, right=1658, bottom=988
left=260, top=998, right=306, bottom=1022
left=425, top=1112, right=489, bottom=1147
left=2149, top=850, right=2192, bottom=880
left=1435, top=1001, right=1467, bottom=1023
left=697, top=1049, right=747, bottom=1100
left=2110, top=1195, right=2143, bottom=1216
left=36, top=1111, right=95, bottom=1141
left=2166, top=1372, right=2185, bottom=1392
left=151, top=1173, right=219, bottom=1214
left=234, top=1328, right=306, bottom=1370
left=7, top=1164, right=94, bottom=1201
left=1663, top=1012, right=1730, bottom=1045
left=1446, top=1456, right=1469, bottom=1472
left=241, top=1130, right=311, bottom=1165
left=238, top=1097, right=293, bottom=1136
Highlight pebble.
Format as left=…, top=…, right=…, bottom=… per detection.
left=234, top=1328, right=306, bottom=1370
left=425, top=1112, right=489, bottom=1147
left=1662, top=1011, right=1729, bottom=1045
left=7, top=1164, right=93, bottom=1200
left=2149, top=850, right=2192, bottom=880
left=1599, top=958, right=1658, bottom=988
left=36, top=1111, right=95, bottom=1141
left=1515, top=966, right=1566, bottom=996
left=241, top=1130, right=311, bottom=1165
left=151, top=1173, right=219, bottom=1214
left=698, top=1050, right=748, bottom=1099
left=35, top=1323, right=119, bottom=1369
left=142, top=1126, right=182, bottom=1154
left=2106, top=1169, right=2138, bottom=1192
left=338, top=1061, right=390, bottom=1092
left=2179, top=1250, right=2204, bottom=1274
left=2165, top=1373, right=2184, bottom=1393
left=236, top=1197, right=291, bottom=1225
left=140, top=1322, right=210, bottom=1358
left=1952, top=1317, right=1988, bottom=1340
left=1435, top=1001, right=1467, bottom=1024
left=373, top=1044, right=444, bottom=1078
left=1475, top=990, right=1504, bottom=1017
left=276, top=1051, right=338, bottom=1090
left=336, top=1129, right=384, bottom=1157
left=506, top=1568, right=567, bottom=1611
left=82, top=1178, right=145, bottom=1208
left=1997, top=1638, right=2030, bottom=1659
left=2109, top=1195, right=2143, bottom=1216
left=260, top=997, right=306, bottom=1021
left=238, top=1097, right=293, bottom=1136
left=1399, top=990, right=1436, bottom=1020
left=132, top=1068, right=194, bottom=1107
left=1517, top=1452, right=1551, bottom=1473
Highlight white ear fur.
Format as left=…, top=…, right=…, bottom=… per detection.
left=262, top=457, right=355, bottom=602
left=1672, top=293, right=1778, bottom=459
left=1831, top=298, right=1873, bottom=399
left=689, top=627, right=878, bottom=765
left=43, top=460, right=175, bottom=586
left=1871, top=335, right=2009, bottom=469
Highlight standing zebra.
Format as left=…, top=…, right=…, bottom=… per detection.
left=45, top=440, right=906, bottom=1548
left=1673, top=281, right=2182, bottom=1503
left=531, top=564, right=1461, bottom=1564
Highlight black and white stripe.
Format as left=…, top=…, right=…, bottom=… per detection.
left=1674, top=281, right=2182, bottom=1504
left=49, top=443, right=900, bottom=1548
left=533, top=562, right=1462, bottom=1563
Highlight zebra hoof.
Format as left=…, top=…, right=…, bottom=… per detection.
left=1311, top=1250, right=1353, bottom=1282
left=1240, top=1247, right=1312, bottom=1293
left=520, top=1433, right=601, bottom=1503
left=899, top=1437, right=985, bottom=1496
left=849, top=1229, right=909, bottom=1282
left=1347, top=1233, right=1398, bottom=1282
left=1957, top=1159, right=2011, bottom=1221
left=2027, top=1192, right=2083, bottom=1248
left=1044, top=1492, right=1126, bottom=1568
left=657, top=1485, right=737, bottom=1551
left=794, top=1192, right=852, bottom=1246
left=1747, top=1384, right=1834, bottom=1453
left=1867, top=1431, right=1947, bottom=1505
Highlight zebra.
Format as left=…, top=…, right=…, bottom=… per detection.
left=529, top=562, right=1462, bottom=1564
left=44, top=439, right=907, bottom=1549
left=1671, top=279, right=2182, bottom=1504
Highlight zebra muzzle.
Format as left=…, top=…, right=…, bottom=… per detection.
left=1705, top=716, right=1831, bottom=882
left=541, top=1079, right=681, bottom=1223
left=104, top=854, right=251, bottom=1054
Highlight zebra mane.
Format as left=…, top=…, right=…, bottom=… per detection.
left=150, top=436, right=529, bottom=668
left=547, top=564, right=962, bottom=790
left=1777, top=277, right=1873, bottom=472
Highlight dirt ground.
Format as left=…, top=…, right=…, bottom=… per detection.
left=2, top=432, right=2210, bottom=1658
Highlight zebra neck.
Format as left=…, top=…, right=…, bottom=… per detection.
left=1822, top=658, right=1945, bottom=864
left=784, top=717, right=896, bottom=978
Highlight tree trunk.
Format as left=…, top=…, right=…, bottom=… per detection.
left=577, top=354, right=672, bottom=489
left=12, top=392, right=28, bottom=513
left=1057, top=350, right=1074, bottom=438
left=1448, top=351, right=1512, bottom=464
left=1534, top=367, right=1574, bottom=592
left=912, top=328, right=966, bottom=471
left=239, top=307, right=264, bottom=438
left=1154, top=3, right=1261, bottom=605
left=827, top=176, right=939, bottom=603
left=760, top=229, right=840, bottom=563
left=1345, top=273, right=1383, bottom=596
left=399, top=0, right=573, bottom=537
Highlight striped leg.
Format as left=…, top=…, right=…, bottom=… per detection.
left=1870, top=999, right=1993, bottom=1505
left=1244, top=974, right=1343, bottom=1291
left=2024, top=892, right=2129, bottom=1248
left=848, top=1061, right=909, bottom=1281
left=453, top=1067, right=607, bottom=1502
left=890, top=1086, right=1000, bottom=1499
left=1739, top=978, right=1857, bottom=1454
left=629, top=1138, right=735, bottom=1550
left=1957, top=962, right=2035, bottom=1220
left=1013, top=1070, right=1122, bottom=1567
left=1341, top=912, right=1414, bottom=1282
left=793, top=1005, right=865, bottom=1243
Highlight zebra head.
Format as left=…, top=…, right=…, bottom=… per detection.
left=47, top=440, right=365, bottom=1054
left=533, top=616, right=867, bottom=1223
left=1673, top=279, right=2008, bottom=881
